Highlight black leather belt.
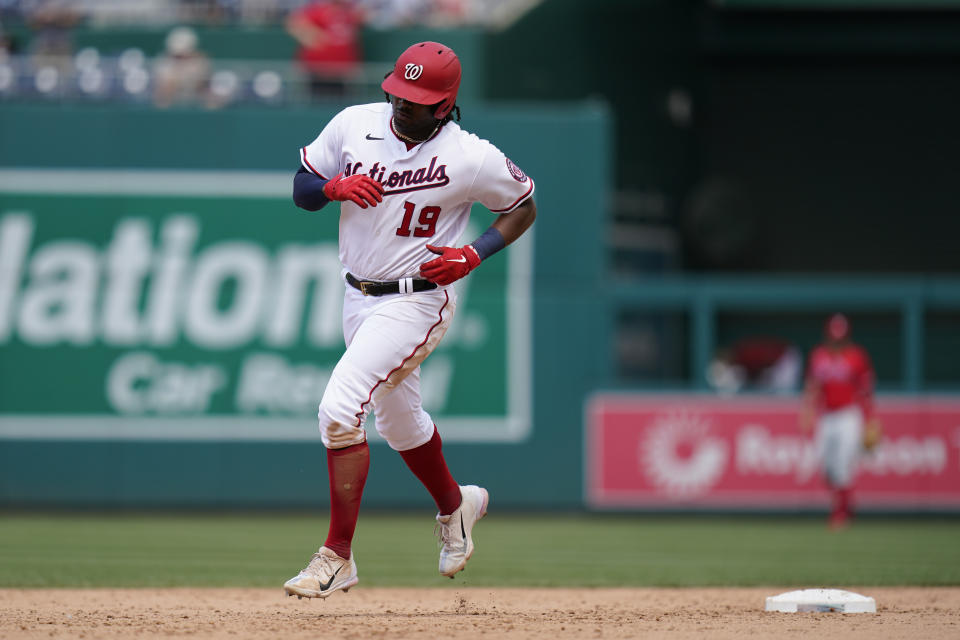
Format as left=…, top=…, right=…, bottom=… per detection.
left=346, top=272, right=438, bottom=296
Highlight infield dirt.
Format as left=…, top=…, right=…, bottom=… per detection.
left=2, top=587, right=957, bottom=639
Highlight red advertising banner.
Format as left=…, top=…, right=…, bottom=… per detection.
left=586, top=394, right=960, bottom=510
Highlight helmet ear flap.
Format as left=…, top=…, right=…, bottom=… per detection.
left=433, top=98, right=453, bottom=120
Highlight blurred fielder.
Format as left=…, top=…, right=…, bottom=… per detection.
left=283, top=41, right=537, bottom=598
left=800, top=313, right=881, bottom=529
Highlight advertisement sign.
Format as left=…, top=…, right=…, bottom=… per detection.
left=0, top=170, right=532, bottom=442
left=586, top=394, right=960, bottom=510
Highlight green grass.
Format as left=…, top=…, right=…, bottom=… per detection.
left=1, top=513, right=958, bottom=588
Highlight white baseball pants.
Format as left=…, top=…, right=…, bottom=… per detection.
left=317, top=282, right=456, bottom=451
left=815, top=404, right=864, bottom=489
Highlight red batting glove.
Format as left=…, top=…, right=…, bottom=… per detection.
left=322, top=173, right=384, bottom=209
left=419, top=244, right=482, bottom=285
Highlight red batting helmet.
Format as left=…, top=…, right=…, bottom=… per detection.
left=381, top=41, right=461, bottom=120
left=825, top=313, right=851, bottom=341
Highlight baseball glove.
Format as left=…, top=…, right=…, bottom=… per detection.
left=862, top=418, right=883, bottom=452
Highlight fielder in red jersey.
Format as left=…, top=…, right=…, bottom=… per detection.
left=800, top=313, right=879, bottom=529
left=285, top=0, right=366, bottom=98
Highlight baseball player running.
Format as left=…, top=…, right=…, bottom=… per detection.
left=800, top=313, right=879, bottom=530
left=283, top=41, right=536, bottom=599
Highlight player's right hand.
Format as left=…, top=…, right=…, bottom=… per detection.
left=322, top=173, right=384, bottom=209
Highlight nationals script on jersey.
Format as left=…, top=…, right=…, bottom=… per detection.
left=300, top=102, right=535, bottom=282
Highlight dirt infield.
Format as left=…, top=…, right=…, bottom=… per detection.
left=1, top=587, right=958, bottom=639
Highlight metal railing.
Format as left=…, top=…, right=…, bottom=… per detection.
left=0, top=51, right=391, bottom=107
left=611, top=275, right=960, bottom=391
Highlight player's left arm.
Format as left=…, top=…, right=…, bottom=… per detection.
left=857, top=348, right=876, bottom=419
left=420, top=196, right=536, bottom=286
left=489, top=196, right=537, bottom=246
left=421, top=141, right=536, bottom=285
left=858, top=349, right=883, bottom=445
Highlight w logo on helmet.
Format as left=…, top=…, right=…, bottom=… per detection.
left=381, top=42, right=461, bottom=119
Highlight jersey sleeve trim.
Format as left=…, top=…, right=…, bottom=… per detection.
left=489, top=178, right=535, bottom=213
left=300, top=147, right=328, bottom=180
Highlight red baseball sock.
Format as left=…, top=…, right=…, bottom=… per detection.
left=837, top=488, right=852, bottom=519
left=324, top=441, right=370, bottom=560
left=829, top=488, right=852, bottom=527
left=399, top=426, right=462, bottom=515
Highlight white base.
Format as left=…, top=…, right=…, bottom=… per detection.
left=765, top=589, right=876, bottom=613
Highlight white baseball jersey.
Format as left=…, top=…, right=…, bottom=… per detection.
left=300, top=102, right=535, bottom=282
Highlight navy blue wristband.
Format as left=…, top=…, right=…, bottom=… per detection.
left=470, top=227, right=506, bottom=261
left=293, top=166, right=330, bottom=211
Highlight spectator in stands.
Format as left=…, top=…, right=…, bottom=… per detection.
left=361, top=0, right=429, bottom=28
left=0, top=19, right=15, bottom=58
left=285, top=0, right=366, bottom=100
left=152, top=25, right=211, bottom=108
left=707, top=336, right=802, bottom=395
left=25, top=0, right=82, bottom=69
left=424, top=0, right=470, bottom=27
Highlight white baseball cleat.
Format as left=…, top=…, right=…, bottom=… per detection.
left=284, top=546, right=358, bottom=599
left=436, top=484, right=489, bottom=578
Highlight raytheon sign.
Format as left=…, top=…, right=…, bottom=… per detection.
left=587, top=394, right=960, bottom=511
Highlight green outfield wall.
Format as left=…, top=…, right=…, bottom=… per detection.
left=2, top=102, right=958, bottom=511
left=0, top=101, right=611, bottom=509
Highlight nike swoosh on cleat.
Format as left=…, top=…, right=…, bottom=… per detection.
left=318, top=566, right=342, bottom=591
left=365, top=134, right=384, bottom=140
left=460, top=516, right=467, bottom=552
